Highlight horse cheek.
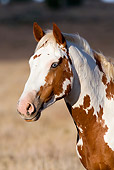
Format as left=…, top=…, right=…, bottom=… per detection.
left=53, top=69, right=64, bottom=95
left=40, top=85, right=53, bottom=103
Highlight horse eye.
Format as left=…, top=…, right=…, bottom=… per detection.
left=51, top=62, right=59, bottom=68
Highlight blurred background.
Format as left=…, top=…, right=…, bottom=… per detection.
left=0, top=0, right=114, bottom=170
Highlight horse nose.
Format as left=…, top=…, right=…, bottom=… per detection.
left=17, top=100, right=35, bottom=117
left=17, top=90, right=37, bottom=117
left=26, top=103, right=35, bottom=115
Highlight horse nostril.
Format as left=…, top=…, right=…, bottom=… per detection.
left=26, top=103, right=35, bottom=116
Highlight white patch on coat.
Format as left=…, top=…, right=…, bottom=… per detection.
left=103, top=98, right=114, bottom=151
left=76, top=137, right=83, bottom=159
left=76, top=144, right=82, bottom=159
left=77, top=137, right=83, bottom=150
left=78, top=127, right=83, bottom=133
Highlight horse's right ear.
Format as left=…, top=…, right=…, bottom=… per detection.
left=33, top=22, right=45, bottom=42
left=53, top=23, right=66, bottom=47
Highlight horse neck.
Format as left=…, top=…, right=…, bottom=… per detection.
left=65, top=45, right=105, bottom=120
left=64, top=44, right=114, bottom=168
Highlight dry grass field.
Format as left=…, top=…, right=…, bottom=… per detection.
left=0, top=1, right=114, bottom=170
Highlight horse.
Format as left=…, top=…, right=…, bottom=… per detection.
left=17, top=23, right=114, bottom=170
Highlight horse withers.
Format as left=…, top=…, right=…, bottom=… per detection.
left=17, top=23, right=114, bottom=170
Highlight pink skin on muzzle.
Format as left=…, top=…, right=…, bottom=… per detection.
left=17, top=90, right=41, bottom=121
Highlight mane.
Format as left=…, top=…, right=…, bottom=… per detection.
left=93, top=50, right=114, bottom=81
left=63, top=32, right=114, bottom=81
left=63, top=33, right=93, bottom=56
left=35, top=31, right=56, bottom=51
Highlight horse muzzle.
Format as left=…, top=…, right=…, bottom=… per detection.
left=17, top=90, right=43, bottom=122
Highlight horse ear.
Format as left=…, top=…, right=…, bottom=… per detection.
left=33, top=22, right=45, bottom=42
left=53, top=23, right=66, bottom=47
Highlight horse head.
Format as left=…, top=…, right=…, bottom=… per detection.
left=17, top=23, right=73, bottom=122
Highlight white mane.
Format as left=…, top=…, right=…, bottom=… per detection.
left=63, top=33, right=92, bottom=56
left=93, top=51, right=114, bottom=81
left=63, top=32, right=114, bottom=81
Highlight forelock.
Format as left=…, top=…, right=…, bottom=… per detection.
left=35, top=31, right=56, bottom=52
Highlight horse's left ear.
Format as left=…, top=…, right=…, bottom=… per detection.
left=33, top=22, right=45, bottom=42
left=53, top=23, right=66, bottom=47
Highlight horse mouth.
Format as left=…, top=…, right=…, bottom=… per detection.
left=24, top=102, right=44, bottom=122
left=24, top=97, right=54, bottom=122
left=17, top=94, right=55, bottom=122
left=25, top=110, right=41, bottom=122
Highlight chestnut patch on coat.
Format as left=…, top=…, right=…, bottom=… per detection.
left=37, top=57, right=73, bottom=103
left=106, top=80, right=114, bottom=100
left=102, top=74, right=114, bottom=100
left=83, top=95, right=90, bottom=109
left=102, top=73, right=107, bottom=85
left=39, top=40, right=48, bottom=49
left=33, top=54, right=41, bottom=59
left=38, top=85, right=53, bottom=103
left=72, top=95, right=114, bottom=170
left=45, top=57, right=73, bottom=97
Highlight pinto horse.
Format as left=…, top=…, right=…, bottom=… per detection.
left=17, top=23, right=114, bottom=170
